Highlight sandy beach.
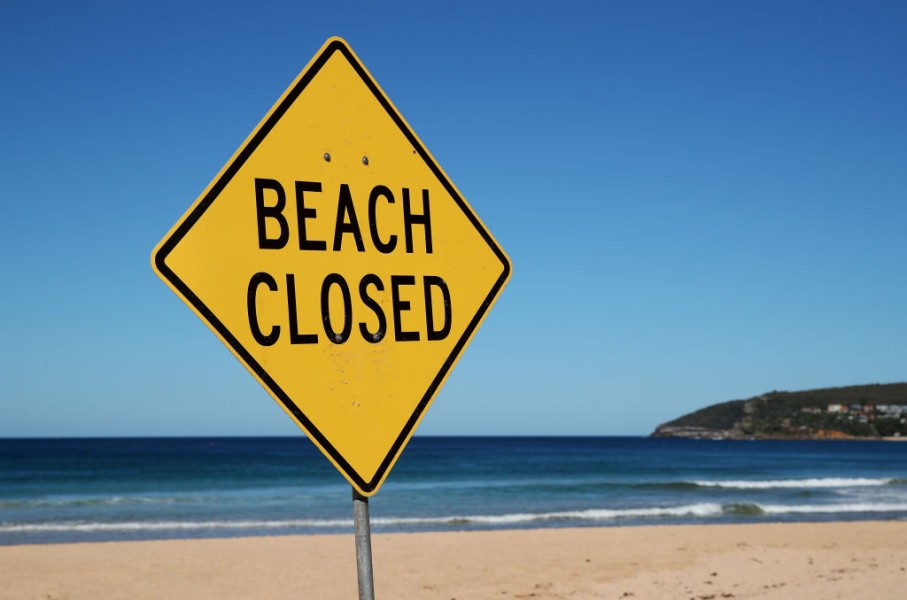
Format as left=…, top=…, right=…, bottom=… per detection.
left=2, top=521, right=906, bottom=599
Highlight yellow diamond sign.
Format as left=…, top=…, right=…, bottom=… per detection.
left=151, top=37, right=510, bottom=495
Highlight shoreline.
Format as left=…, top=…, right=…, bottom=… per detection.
left=3, top=521, right=906, bottom=599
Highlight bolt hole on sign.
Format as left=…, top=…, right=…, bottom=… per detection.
left=151, top=37, right=511, bottom=496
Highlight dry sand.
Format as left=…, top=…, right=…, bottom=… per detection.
left=2, top=521, right=906, bottom=599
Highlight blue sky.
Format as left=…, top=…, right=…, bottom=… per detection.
left=2, top=0, right=905, bottom=438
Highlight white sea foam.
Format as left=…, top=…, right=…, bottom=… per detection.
left=691, top=477, right=894, bottom=490
left=378, top=504, right=728, bottom=526
left=0, top=504, right=729, bottom=534
left=5, top=500, right=907, bottom=536
left=0, top=519, right=354, bottom=533
left=760, top=502, right=907, bottom=515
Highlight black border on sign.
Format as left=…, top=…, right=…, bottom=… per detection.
left=154, top=39, right=511, bottom=494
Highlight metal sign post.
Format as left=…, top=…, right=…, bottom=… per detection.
left=152, top=35, right=509, bottom=599
left=353, top=488, right=376, bottom=600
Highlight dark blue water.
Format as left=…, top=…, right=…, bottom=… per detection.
left=2, top=437, right=906, bottom=545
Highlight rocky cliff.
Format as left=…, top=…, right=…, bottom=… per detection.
left=651, top=383, right=907, bottom=440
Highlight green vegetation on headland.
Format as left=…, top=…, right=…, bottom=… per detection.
left=651, top=383, right=907, bottom=440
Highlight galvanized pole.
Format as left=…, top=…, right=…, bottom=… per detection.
left=352, top=488, right=376, bottom=600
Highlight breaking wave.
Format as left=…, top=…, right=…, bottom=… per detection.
left=689, top=477, right=896, bottom=490
left=6, top=501, right=907, bottom=535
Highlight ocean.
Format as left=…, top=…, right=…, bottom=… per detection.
left=1, top=436, right=906, bottom=545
